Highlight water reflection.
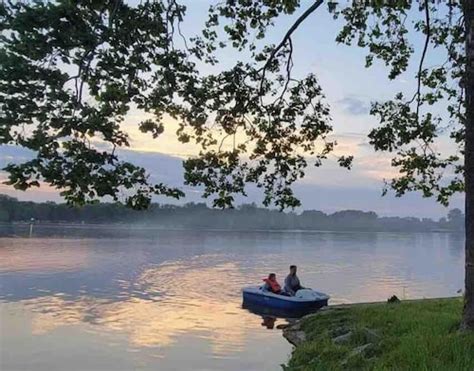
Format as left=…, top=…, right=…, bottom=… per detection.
left=0, top=239, right=90, bottom=273
left=0, top=228, right=465, bottom=371
left=15, top=259, right=260, bottom=357
left=242, top=301, right=319, bottom=320
left=447, top=232, right=464, bottom=258
left=261, top=316, right=276, bottom=329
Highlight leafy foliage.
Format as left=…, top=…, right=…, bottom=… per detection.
left=0, top=1, right=467, bottom=208
left=203, top=0, right=465, bottom=206
left=333, top=1, right=465, bottom=205
left=0, top=0, right=191, bottom=208
left=1, top=0, right=350, bottom=210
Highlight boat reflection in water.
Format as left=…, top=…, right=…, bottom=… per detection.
left=242, top=300, right=323, bottom=322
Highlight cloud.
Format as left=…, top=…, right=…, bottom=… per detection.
left=0, top=145, right=35, bottom=168
left=337, top=96, right=370, bottom=116
left=120, top=109, right=252, bottom=159
left=0, top=143, right=464, bottom=218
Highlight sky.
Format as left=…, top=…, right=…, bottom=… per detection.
left=0, top=1, right=464, bottom=219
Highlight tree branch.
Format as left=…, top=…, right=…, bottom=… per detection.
left=259, top=0, right=324, bottom=93
left=274, top=37, right=293, bottom=104
left=409, top=0, right=431, bottom=121
left=416, top=0, right=431, bottom=118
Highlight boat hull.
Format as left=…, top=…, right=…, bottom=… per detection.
left=242, top=286, right=329, bottom=312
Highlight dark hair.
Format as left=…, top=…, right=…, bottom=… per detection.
left=268, top=273, right=276, bottom=279
left=290, top=265, right=297, bottom=270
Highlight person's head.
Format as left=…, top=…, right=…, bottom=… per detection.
left=289, top=265, right=297, bottom=275
left=268, top=273, right=276, bottom=281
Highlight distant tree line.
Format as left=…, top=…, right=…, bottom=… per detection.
left=0, top=195, right=464, bottom=232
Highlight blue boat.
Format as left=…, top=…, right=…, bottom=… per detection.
left=242, top=286, right=329, bottom=313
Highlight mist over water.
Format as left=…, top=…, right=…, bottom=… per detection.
left=0, top=226, right=464, bottom=370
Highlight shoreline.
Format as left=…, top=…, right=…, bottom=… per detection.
left=0, top=222, right=464, bottom=234
left=282, top=296, right=461, bottom=345
left=282, top=296, right=473, bottom=370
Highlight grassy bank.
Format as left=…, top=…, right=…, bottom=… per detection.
left=284, top=297, right=474, bottom=370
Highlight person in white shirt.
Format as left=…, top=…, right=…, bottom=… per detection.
left=284, top=265, right=304, bottom=296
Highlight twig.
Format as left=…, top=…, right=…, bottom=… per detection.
left=218, top=133, right=231, bottom=152
left=409, top=0, right=431, bottom=121
left=274, top=37, right=293, bottom=104
left=258, top=0, right=324, bottom=94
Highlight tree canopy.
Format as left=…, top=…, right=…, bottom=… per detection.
left=0, top=0, right=464, bottom=208
left=0, top=1, right=464, bottom=210
left=1, top=0, right=350, bottom=210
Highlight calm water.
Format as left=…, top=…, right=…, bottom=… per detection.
left=0, top=226, right=465, bottom=370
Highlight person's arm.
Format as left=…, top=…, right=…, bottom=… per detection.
left=296, top=275, right=305, bottom=290
left=284, top=276, right=295, bottom=295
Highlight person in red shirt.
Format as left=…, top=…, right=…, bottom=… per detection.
left=262, top=273, right=283, bottom=294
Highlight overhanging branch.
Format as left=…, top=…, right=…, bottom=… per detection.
left=259, top=0, right=324, bottom=93
left=409, top=0, right=431, bottom=121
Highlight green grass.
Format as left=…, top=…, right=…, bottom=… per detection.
left=285, top=298, right=474, bottom=371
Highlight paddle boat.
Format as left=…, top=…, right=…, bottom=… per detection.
left=242, top=286, right=329, bottom=313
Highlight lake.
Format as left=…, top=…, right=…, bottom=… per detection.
left=0, top=226, right=465, bottom=370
